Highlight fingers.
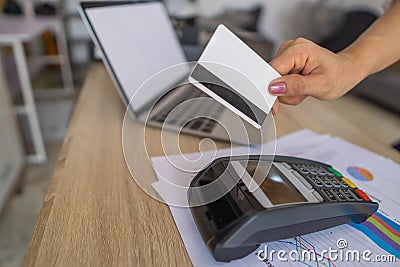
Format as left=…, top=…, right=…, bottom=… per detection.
left=269, top=38, right=312, bottom=75
left=267, top=37, right=346, bottom=106
left=269, top=52, right=298, bottom=76
left=278, top=95, right=306, bottom=105
left=276, top=40, right=294, bottom=56
left=271, top=99, right=280, bottom=115
left=269, top=74, right=313, bottom=97
left=270, top=95, right=305, bottom=109
left=269, top=73, right=330, bottom=105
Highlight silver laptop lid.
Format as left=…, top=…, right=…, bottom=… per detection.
left=79, top=1, right=189, bottom=115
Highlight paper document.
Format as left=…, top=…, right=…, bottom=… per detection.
left=152, top=129, right=399, bottom=266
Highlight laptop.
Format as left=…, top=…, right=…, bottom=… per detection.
left=78, top=1, right=266, bottom=145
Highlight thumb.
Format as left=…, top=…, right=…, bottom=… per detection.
left=269, top=74, right=318, bottom=97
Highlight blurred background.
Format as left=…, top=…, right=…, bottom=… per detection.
left=0, top=0, right=398, bottom=266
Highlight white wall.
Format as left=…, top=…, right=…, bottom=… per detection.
left=258, top=0, right=386, bottom=52
left=258, top=0, right=318, bottom=49
left=166, top=0, right=387, bottom=54
left=46, top=0, right=388, bottom=64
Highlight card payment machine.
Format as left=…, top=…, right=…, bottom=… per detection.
left=188, top=155, right=378, bottom=262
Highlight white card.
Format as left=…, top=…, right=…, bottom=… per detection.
left=189, top=24, right=280, bottom=129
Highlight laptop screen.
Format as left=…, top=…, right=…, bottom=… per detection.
left=80, top=1, right=188, bottom=113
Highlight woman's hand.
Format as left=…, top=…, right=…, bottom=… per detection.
left=268, top=1, right=400, bottom=115
left=268, top=38, right=365, bottom=114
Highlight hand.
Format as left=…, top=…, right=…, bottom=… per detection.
left=268, top=38, right=365, bottom=115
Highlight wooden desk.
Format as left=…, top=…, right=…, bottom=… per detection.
left=24, top=63, right=399, bottom=266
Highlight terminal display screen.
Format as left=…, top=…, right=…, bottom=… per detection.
left=244, top=162, right=307, bottom=205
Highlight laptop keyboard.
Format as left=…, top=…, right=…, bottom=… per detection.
left=150, top=90, right=224, bottom=133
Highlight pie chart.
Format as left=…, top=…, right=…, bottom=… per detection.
left=347, top=166, right=374, bottom=181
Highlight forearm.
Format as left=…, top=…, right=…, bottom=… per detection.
left=268, top=2, right=400, bottom=110
left=339, top=0, right=400, bottom=82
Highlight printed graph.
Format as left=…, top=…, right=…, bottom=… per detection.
left=350, top=211, right=400, bottom=259
left=346, top=166, right=374, bottom=182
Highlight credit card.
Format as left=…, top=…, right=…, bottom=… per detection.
left=189, top=24, right=280, bottom=129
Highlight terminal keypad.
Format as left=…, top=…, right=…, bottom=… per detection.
left=289, top=163, right=371, bottom=202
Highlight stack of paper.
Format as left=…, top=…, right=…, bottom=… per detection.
left=151, top=129, right=399, bottom=266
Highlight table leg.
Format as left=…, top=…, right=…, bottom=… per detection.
left=12, top=41, right=47, bottom=164
left=55, top=21, right=74, bottom=94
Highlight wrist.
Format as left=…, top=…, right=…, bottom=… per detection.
left=337, top=49, right=369, bottom=91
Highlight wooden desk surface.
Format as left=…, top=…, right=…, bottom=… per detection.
left=24, top=63, right=399, bottom=266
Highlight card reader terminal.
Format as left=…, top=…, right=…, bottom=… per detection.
left=188, top=155, right=378, bottom=262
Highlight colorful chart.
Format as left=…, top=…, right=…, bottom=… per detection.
left=347, top=166, right=374, bottom=181
left=350, top=212, right=400, bottom=259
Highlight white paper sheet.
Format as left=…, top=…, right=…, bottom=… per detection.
left=151, top=130, right=399, bottom=266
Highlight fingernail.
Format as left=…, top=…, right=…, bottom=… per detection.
left=269, top=82, right=286, bottom=95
